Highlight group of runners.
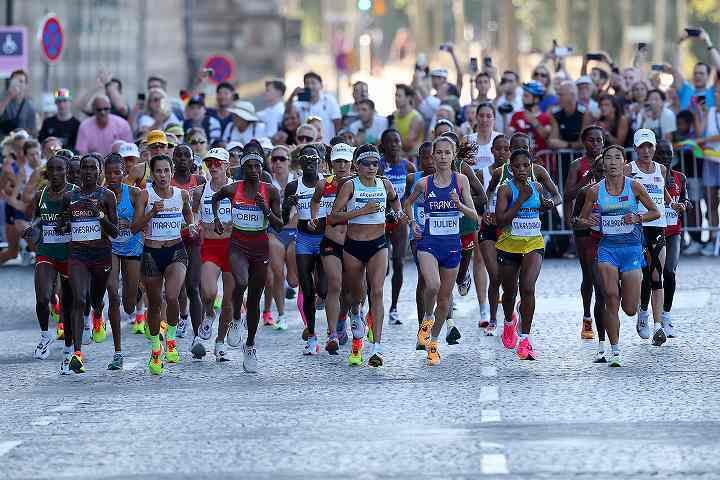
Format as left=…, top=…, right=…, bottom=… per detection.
left=23, top=105, right=687, bottom=374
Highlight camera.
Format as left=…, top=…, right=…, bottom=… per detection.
left=498, top=103, right=514, bottom=115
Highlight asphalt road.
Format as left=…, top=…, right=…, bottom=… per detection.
left=1, top=257, right=719, bottom=479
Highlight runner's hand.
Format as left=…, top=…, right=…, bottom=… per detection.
left=151, top=200, right=164, bottom=213
left=623, top=213, right=637, bottom=225
left=540, top=197, right=554, bottom=210
left=412, top=221, right=423, bottom=239
left=484, top=212, right=496, bottom=225
left=360, top=201, right=381, bottom=215
left=286, top=194, right=298, bottom=207
left=450, top=189, right=462, bottom=208
left=255, top=192, right=267, bottom=211
left=307, top=218, right=319, bottom=232
left=213, top=217, right=224, bottom=235
left=671, top=201, right=685, bottom=214
left=518, top=183, right=533, bottom=202
left=395, top=210, right=409, bottom=224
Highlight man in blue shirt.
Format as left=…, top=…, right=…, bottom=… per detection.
left=671, top=26, right=720, bottom=110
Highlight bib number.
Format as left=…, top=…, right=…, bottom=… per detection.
left=42, top=224, right=70, bottom=244
left=511, top=218, right=541, bottom=237
left=232, top=205, right=264, bottom=230
left=601, top=215, right=634, bottom=235
left=665, top=206, right=678, bottom=226
left=114, top=220, right=132, bottom=244
left=71, top=220, right=102, bottom=241
left=428, top=212, right=459, bottom=236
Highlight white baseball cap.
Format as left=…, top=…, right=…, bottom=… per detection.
left=430, top=68, right=449, bottom=78
left=575, top=75, right=593, bottom=86
left=119, top=142, right=140, bottom=158
left=227, top=141, right=243, bottom=151
left=203, top=147, right=230, bottom=162
left=331, top=143, right=354, bottom=161
left=258, top=137, right=274, bottom=151
left=633, top=128, right=656, bottom=147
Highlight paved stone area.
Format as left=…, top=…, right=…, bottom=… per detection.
left=0, top=257, right=719, bottom=479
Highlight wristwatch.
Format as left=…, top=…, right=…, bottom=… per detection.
left=98, top=210, right=105, bottom=220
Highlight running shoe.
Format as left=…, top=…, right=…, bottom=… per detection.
left=501, top=319, right=519, bottom=350
left=242, top=343, right=258, bottom=373
left=214, top=342, right=230, bottom=362
left=581, top=318, right=594, bottom=340
left=301, top=327, right=310, bottom=341
left=368, top=352, right=384, bottom=367
left=60, top=353, right=71, bottom=375
left=446, top=326, right=461, bottom=345
left=388, top=309, right=402, bottom=325
left=199, top=314, right=214, bottom=340
left=516, top=337, right=536, bottom=360
left=325, top=336, right=339, bottom=355
left=484, top=320, right=497, bottom=336
left=69, top=351, right=86, bottom=374
left=272, top=313, right=288, bottom=331
left=701, top=242, right=716, bottom=257
left=33, top=334, right=53, bottom=360
left=132, top=316, right=145, bottom=335
left=478, top=308, right=490, bottom=328
left=227, top=320, right=243, bottom=347
left=348, top=338, right=363, bottom=366
left=190, top=336, right=206, bottom=359
left=593, top=351, right=607, bottom=364
left=55, top=322, right=64, bottom=340
left=458, top=271, right=472, bottom=296
left=337, top=315, right=348, bottom=345
left=303, top=335, right=320, bottom=355
left=82, top=323, right=92, bottom=345
left=107, top=352, right=124, bottom=370
left=426, top=340, right=441, bottom=366
left=366, top=312, right=374, bottom=343
left=176, top=316, right=188, bottom=338
left=636, top=309, right=650, bottom=339
left=165, top=339, right=180, bottom=363
left=213, top=294, right=222, bottom=312
left=262, top=310, right=276, bottom=327
left=143, top=321, right=152, bottom=340
left=662, top=312, right=676, bottom=338
left=92, top=310, right=107, bottom=343
left=652, top=325, right=667, bottom=346
left=417, top=318, right=433, bottom=349
left=608, top=353, right=621, bottom=367
left=285, top=286, right=296, bottom=299
left=50, top=298, right=61, bottom=323
left=148, top=346, right=164, bottom=375
left=684, top=240, right=702, bottom=256
left=350, top=310, right=366, bottom=339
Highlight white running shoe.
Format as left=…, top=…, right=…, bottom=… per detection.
left=33, top=334, right=53, bottom=360
left=684, top=241, right=702, bottom=256
left=214, top=342, right=230, bottom=362
left=82, top=325, right=92, bottom=345
left=242, top=343, right=258, bottom=373
left=661, top=311, right=675, bottom=338
left=199, top=314, right=214, bottom=340
left=190, top=336, right=206, bottom=359
left=227, top=320, right=243, bottom=347
left=350, top=310, right=366, bottom=339
left=701, top=242, right=716, bottom=257
left=388, top=309, right=401, bottom=325
left=60, top=353, right=71, bottom=375
left=303, top=336, right=320, bottom=355
left=636, top=309, right=650, bottom=339
left=176, top=316, right=188, bottom=338
left=273, top=313, right=288, bottom=331
left=652, top=325, right=667, bottom=346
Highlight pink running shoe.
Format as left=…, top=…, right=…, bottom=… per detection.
left=262, top=310, right=275, bottom=327
left=501, top=318, right=519, bottom=349
left=516, top=337, right=536, bottom=360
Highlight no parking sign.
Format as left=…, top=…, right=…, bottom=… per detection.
left=39, top=16, right=64, bottom=63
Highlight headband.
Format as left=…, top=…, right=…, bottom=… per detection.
left=356, top=151, right=380, bottom=162
left=240, top=153, right=265, bottom=167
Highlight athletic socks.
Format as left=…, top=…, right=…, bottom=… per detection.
left=598, top=340, right=605, bottom=354
left=41, top=330, right=51, bottom=339
left=151, top=334, right=161, bottom=352
left=166, top=324, right=177, bottom=340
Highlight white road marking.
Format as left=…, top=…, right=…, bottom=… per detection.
left=481, top=366, right=497, bottom=377
left=31, top=416, right=58, bottom=426
left=479, top=385, right=499, bottom=402
left=0, top=440, right=22, bottom=458
left=481, top=409, right=501, bottom=423
left=481, top=453, right=509, bottom=474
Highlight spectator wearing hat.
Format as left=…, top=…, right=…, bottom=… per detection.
left=119, top=142, right=151, bottom=189
left=508, top=81, right=552, bottom=152
left=0, top=70, right=37, bottom=137
left=183, top=95, right=221, bottom=143
left=288, top=72, right=341, bottom=143
left=75, top=95, right=133, bottom=155
left=222, top=101, right=265, bottom=145
left=576, top=76, right=600, bottom=119
left=145, top=129, right=169, bottom=158
left=38, top=89, right=81, bottom=149
left=257, top=79, right=286, bottom=137
left=207, top=82, right=237, bottom=134
left=348, top=98, right=388, bottom=145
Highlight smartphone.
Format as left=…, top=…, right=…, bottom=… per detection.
left=697, top=95, right=707, bottom=104
left=586, top=53, right=604, bottom=61
left=554, top=46, right=573, bottom=57
left=637, top=42, right=648, bottom=50
left=203, top=68, right=214, bottom=77
left=685, top=27, right=702, bottom=37
left=469, top=57, right=478, bottom=74
left=137, top=93, right=146, bottom=101
left=439, top=43, right=449, bottom=52
left=297, top=88, right=312, bottom=102
left=651, top=64, right=664, bottom=72
left=483, top=56, right=492, bottom=68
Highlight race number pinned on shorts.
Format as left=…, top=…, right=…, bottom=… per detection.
left=601, top=215, right=634, bottom=235
left=428, top=212, right=460, bottom=236
left=71, top=220, right=101, bottom=241
left=510, top=218, right=541, bottom=237
left=665, top=206, right=678, bottom=226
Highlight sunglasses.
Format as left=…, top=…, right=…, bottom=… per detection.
left=358, top=159, right=379, bottom=168
left=271, top=156, right=288, bottom=163
left=204, top=159, right=225, bottom=168
left=148, top=143, right=166, bottom=149
left=149, top=97, right=162, bottom=102
left=95, top=107, right=111, bottom=113
left=533, top=71, right=549, bottom=78
left=168, top=143, right=177, bottom=149
left=297, top=135, right=314, bottom=142
left=298, top=154, right=319, bottom=163
left=189, top=140, right=206, bottom=145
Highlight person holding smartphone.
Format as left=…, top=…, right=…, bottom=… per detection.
left=0, top=70, right=37, bottom=137
left=670, top=26, right=720, bottom=110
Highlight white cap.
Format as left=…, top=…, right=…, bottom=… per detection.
left=258, top=137, right=273, bottom=151
left=430, top=68, right=449, bottom=78
left=227, top=141, right=243, bottom=151
left=119, top=142, right=140, bottom=158
left=575, top=75, right=593, bottom=86
left=228, top=100, right=258, bottom=122
left=12, top=129, right=30, bottom=140
left=331, top=143, right=354, bottom=161
left=633, top=128, right=656, bottom=147
left=138, top=115, right=154, bottom=129
left=203, top=147, right=230, bottom=162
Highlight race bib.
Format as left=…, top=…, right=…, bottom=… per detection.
left=203, top=200, right=231, bottom=223
left=428, top=212, right=460, bottom=236
left=113, top=220, right=132, bottom=244
left=665, top=206, right=678, bottom=226
left=320, top=196, right=335, bottom=218
left=232, top=204, right=264, bottom=230
left=510, top=217, right=541, bottom=237
left=42, top=224, right=70, bottom=244
left=149, top=212, right=183, bottom=239
left=71, top=219, right=101, bottom=241
left=601, top=215, right=634, bottom=235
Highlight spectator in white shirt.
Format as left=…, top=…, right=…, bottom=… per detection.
left=576, top=76, right=600, bottom=119
left=636, top=89, right=677, bottom=141
left=494, top=70, right=523, bottom=132
left=348, top=99, right=388, bottom=145
left=222, top=101, right=265, bottom=145
left=288, top=72, right=341, bottom=143
left=257, top=79, right=286, bottom=137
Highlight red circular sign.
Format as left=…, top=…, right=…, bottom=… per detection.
left=41, top=17, right=63, bottom=62
left=203, top=55, right=234, bottom=84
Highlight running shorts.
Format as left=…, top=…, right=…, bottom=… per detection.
left=36, top=255, right=69, bottom=277
left=201, top=237, right=231, bottom=272
left=320, top=236, right=343, bottom=260
left=597, top=242, right=644, bottom=273
left=142, top=242, right=188, bottom=277
left=231, top=229, right=269, bottom=264
left=344, top=235, right=387, bottom=264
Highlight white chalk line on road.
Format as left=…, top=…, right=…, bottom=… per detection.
left=0, top=440, right=22, bottom=458
left=481, top=453, right=509, bottom=474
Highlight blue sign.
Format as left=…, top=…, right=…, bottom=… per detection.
left=0, top=27, right=27, bottom=77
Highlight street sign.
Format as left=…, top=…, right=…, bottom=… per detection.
left=0, top=26, right=27, bottom=78
left=203, top=55, right=234, bottom=84
left=40, top=16, right=64, bottom=62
